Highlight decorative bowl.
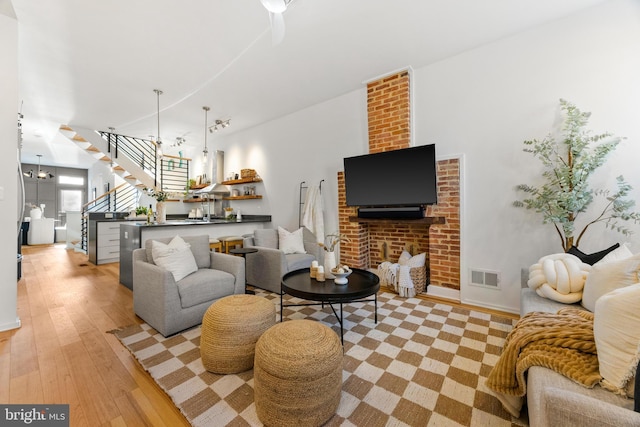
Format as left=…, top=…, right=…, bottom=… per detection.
left=331, top=267, right=352, bottom=285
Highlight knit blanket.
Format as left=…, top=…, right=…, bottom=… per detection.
left=485, top=308, right=602, bottom=417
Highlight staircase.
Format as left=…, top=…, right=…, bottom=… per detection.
left=59, top=125, right=191, bottom=253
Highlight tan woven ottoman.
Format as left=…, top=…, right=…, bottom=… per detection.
left=200, top=294, right=275, bottom=374
left=254, top=319, right=343, bottom=427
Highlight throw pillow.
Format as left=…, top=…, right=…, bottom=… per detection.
left=593, top=282, right=640, bottom=398
left=581, top=252, right=640, bottom=312
left=151, top=236, right=199, bottom=282
left=596, top=242, right=633, bottom=265
left=398, top=250, right=426, bottom=268
left=567, top=243, right=620, bottom=265
left=278, top=227, right=306, bottom=254
left=527, top=253, right=590, bottom=304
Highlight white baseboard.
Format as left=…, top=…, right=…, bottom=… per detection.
left=462, top=297, right=520, bottom=315
left=0, top=317, right=21, bottom=332
left=426, top=284, right=460, bottom=301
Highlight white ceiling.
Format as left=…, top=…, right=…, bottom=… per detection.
left=11, top=0, right=609, bottom=167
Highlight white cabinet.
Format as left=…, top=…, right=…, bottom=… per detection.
left=96, top=222, right=123, bottom=264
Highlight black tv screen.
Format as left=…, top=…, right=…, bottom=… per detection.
left=343, top=144, right=437, bottom=207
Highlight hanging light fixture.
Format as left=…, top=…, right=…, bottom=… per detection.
left=208, top=119, right=231, bottom=133
left=154, top=89, right=163, bottom=158
left=202, top=106, right=210, bottom=162
left=24, top=154, right=54, bottom=179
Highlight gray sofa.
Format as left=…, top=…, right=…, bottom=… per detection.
left=243, top=227, right=323, bottom=294
left=132, top=235, right=245, bottom=336
left=520, top=274, right=640, bottom=426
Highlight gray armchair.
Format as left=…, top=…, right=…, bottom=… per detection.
left=132, top=234, right=245, bottom=337
left=243, top=227, right=323, bottom=294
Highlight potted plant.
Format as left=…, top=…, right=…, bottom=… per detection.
left=144, top=188, right=170, bottom=223
left=514, top=99, right=640, bottom=251
left=135, top=206, right=148, bottom=218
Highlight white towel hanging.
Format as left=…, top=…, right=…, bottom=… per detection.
left=301, top=183, right=325, bottom=243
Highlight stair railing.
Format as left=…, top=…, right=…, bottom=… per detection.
left=160, top=154, right=190, bottom=194
left=79, top=183, right=138, bottom=253
left=98, top=131, right=190, bottom=192
left=99, top=131, right=159, bottom=186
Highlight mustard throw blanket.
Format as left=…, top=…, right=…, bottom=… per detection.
left=485, top=308, right=602, bottom=417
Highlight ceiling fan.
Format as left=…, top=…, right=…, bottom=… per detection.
left=23, top=154, right=54, bottom=179
left=260, top=0, right=292, bottom=45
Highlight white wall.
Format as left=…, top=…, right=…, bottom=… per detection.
left=414, top=0, right=640, bottom=312
left=217, top=0, right=640, bottom=313
left=0, top=10, right=20, bottom=331
left=217, top=89, right=368, bottom=233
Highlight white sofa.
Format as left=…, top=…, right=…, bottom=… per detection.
left=520, top=272, right=640, bottom=426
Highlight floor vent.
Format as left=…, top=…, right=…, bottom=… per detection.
left=470, top=269, right=500, bottom=288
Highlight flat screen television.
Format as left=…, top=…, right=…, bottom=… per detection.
left=343, top=144, right=437, bottom=207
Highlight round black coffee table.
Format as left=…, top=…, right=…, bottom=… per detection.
left=281, top=268, right=380, bottom=344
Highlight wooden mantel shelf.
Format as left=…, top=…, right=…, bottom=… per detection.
left=348, top=216, right=446, bottom=225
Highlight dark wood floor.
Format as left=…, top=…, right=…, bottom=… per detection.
left=1, top=244, right=189, bottom=427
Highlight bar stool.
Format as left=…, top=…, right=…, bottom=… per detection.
left=209, top=238, right=223, bottom=253
left=218, top=235, right=244, bottom=253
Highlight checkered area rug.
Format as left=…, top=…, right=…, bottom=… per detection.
left=113, top=291, right=527, bottom=426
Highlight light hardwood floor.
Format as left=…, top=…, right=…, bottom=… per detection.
left=1, top=244, right=190, bottom=427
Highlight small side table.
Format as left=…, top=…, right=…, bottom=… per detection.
left=230, top=247, right=258, bottom=294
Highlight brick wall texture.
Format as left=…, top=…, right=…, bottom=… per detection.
left=337, top=70, right=461, bottom=292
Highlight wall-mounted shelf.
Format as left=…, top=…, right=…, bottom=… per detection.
left=221, top=177, right=263, bottom=185
left=183, top=198, right=207, bottom=203
left=348, top=216, right=446, bottom=225
left=189, top=184, right=209, bottom=190
left=223, top=195, right=263, bottom=200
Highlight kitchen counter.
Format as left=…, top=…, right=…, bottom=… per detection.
left=119, top=214, right=271, bottom=289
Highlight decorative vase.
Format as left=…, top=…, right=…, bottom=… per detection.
left=155, top=201, right=167, bottom=224
left=324, top=251, right=337, bottom=279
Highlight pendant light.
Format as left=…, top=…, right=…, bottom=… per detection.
left=154, top=89, right=163, bottom=158
left=23, top=154, right=54, bottom=179
left=202, top=106, right=210, bottom=162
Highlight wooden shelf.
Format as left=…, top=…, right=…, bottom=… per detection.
left=183, top=198, right=207, bottom=203
left=348, top=216, right=446, bottom=225
left=221, top=177, right=263, bottom=185
left=189, top=184, right=209, bottom=190
left=223, top=195, right=263, bottom=200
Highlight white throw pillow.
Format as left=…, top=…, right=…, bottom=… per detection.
left=278, top=227, right=306, bottom=254
left=398, top=250, right=426, bottom=268
left=527, top=253, right=590, bottom=304
left=596, top=242, right=633, bottom=265
left=593, top=282, right=640, bottom=398
left=151, top=236, right=199, bottom=282
left=581, top=252, right=640, bottom=312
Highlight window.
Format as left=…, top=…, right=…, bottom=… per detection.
left=59, top=175, right=84, bottom=186
left=60, top=189, right=83, bottom=212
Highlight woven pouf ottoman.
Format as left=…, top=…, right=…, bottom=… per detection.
left=254, top=319, right=343, bottom=427
left=200, top=294, right=275, bottom=374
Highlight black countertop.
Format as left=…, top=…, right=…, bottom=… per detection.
left=120, top=214, right=271, bottom=227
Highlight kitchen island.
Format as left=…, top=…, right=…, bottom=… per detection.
left=119, top=215, right=271, bottom=289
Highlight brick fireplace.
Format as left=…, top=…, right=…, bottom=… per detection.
left=337, top=70, right=461, bottom=293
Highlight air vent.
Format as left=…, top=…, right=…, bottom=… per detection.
left=470, top=268, right=500, bottom=289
